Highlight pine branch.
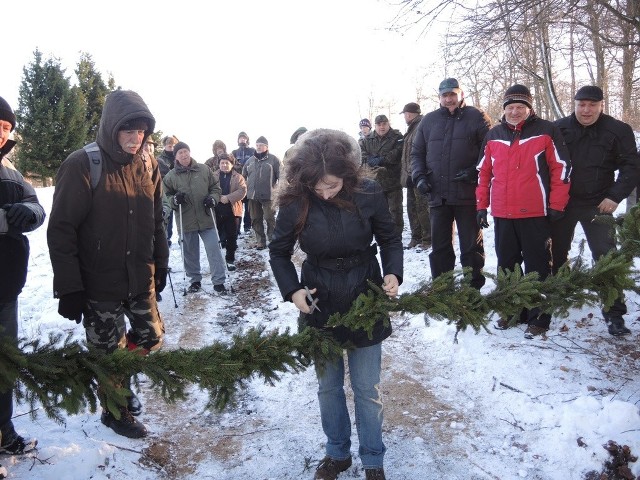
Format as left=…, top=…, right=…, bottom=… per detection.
left=3, top=205, right=640, bottom=420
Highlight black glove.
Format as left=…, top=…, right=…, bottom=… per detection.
left=477, top=209, right=489, bottom=229
left=58, top=291, right=85, bottom=324
left=416, top=178, right=432, bottom=195
left=367, top=156, right=382, bottom=167
left=174, top=192, right=187, bottom=205
left=203, top=196, right=216, bottom=209
left=452, top=169, right=478, bottom=184
left=2, top=203, right=35, bottom=230
left=155, top=267, right=168, bottom=293
left=547, top=208, right=565, bottom=222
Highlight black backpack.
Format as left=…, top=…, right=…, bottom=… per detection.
left=83, top=142, right=103, bottom=189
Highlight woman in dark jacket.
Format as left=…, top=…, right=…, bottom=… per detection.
left=269, top=129, right=402, bottom=480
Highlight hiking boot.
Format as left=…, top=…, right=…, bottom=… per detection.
left=213, top=284, right=228, bottom=295
left=101, top=408, right=147, bottom=438
left=365, top=468, right=387, bottom=480
left=188, top=281, right=201, bottom=293
left=606, top=316, right=631, bottom=336
left=127, top=393, right=142, bottom=416
left=0, top=432, right=37, bottom=455
left=405, top=239, right=419, bottom=249
left=494, top=318, right=511, bottom=330
left=226, top=262, right=236, bottom=272
left=314, top=456, right=352, bottom=479
left=524, top=325, right=547, bottom=339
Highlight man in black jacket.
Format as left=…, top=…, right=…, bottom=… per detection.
left=411, top=78, right=491, bottom=289
left=552, top=86, right=640, bottom=336
left=0, top=96, right=45, bottom=456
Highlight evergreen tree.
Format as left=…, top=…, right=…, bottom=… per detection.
left=15, top=49, right=86, bottom=181
left=75, top=52, right=112, bottom=144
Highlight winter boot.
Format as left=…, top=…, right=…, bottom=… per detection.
left=213, top=284, right=228, bottom=295
left=125, top=377, right=142, bottom=417
left=606, top=316, right=631, bottom=336
left=314, top=456, right=352, bottom=480
left=188, top=281, right=201, bottom=293
left=0, top=431, right=37, bottom=455
left=226, top=262, right=236, bottom=271
left=101, top=407, right=147, bottom=438
left=365, top=468, right=387, bottom=480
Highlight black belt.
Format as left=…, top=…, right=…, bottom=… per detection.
left=305, top=244, right=377, bottom=271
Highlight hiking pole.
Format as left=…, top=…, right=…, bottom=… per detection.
left=178, top=203, right=187, bottom=296
left=167, top=269, right=178, bottom=308
left=210, top=206, right=235, bottom=294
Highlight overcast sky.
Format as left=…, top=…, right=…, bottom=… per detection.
left=3, top=0, right=452, bottom=160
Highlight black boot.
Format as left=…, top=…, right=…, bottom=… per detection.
left=101, top=407, right=147, bottom=438
left=125, top=377, right=142, bottom=416
left=606, top=316, right=631, bottom=336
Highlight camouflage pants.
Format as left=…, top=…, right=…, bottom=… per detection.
left=385, top=189, right=404, bottom=236
left=83, top=290, right=165, bottom=354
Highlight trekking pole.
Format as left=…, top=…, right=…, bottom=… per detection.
left=167, top=269, right=178, bottom=308
left=210, top=206, right=235, bottom=293
left=178, top=203, right=187, bottom=296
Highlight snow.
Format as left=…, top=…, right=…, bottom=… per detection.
left=4, top=186, right=640, bottom=480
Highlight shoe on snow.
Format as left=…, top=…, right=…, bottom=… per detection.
left=101, top=409, right=147, bottom=438
left=226, top=262, right=236, bottom=271
left=0, top=432, right=37, bottom=455
left=213, top=284, right=228, bottom=295
left=127, top=393, right=142, bottom=416
left=187, top=281, right=201, bottom=293
left=606, top=316, right=631, bottom=336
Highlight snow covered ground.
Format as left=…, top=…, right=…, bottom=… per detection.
left=3, top=186, right=639, bottom=480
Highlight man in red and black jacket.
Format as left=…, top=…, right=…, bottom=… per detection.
left=476, top=84, right=571, bottom=339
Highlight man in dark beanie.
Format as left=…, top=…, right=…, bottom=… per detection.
left=476, top=84, right=571, bottom=339
left=163, top=141, right=228, bottom=293
left=242, top=136, right=281, bottom=249
left=232, top=131, right=256, bottom=234
left=0, top=96, right=46, bottom=457
left=48, top=90, right=168, bottom=439
left=552, top=86, right=639, bottom=336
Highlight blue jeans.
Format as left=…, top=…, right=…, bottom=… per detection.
left=316, top=342, right=385, bottom=469
left=182, top=228, right=226, bottom=285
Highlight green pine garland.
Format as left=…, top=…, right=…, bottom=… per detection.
left=2, top=207, right=639, bottom=420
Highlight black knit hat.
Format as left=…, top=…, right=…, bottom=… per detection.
left=400, top=102, right=421, bottom=114
left=0, top=96, right=16, bottom=132
left=173, top=141, right=190, bottom=156
left=359, top=118, right=371, bottom=128
left=503, top=84, right=533, bottom=109
left=290, top=127, right=308, bottom=144
left=256, top=136, right=268, bottom=146
left=574, top=86, right=604, bottom=101
left=238, top=131, right=249, bottom=142
left=119, top=117, right=150, bottom=131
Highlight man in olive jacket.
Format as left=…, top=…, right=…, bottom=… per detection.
left=47, top=90, right=168, bottom=439
left=163, top=142, right=227, bottom=294
left=360, top=114, right=404, bottom=234
left=400, top=102, right=430, bottom=249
